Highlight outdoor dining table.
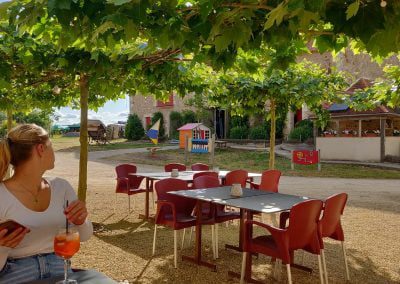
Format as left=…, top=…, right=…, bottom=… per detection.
left=213, top=192, right=313, bottom=282
left=26, top=269, right=117, bottom=284
left=168, top=186, right=270, bottom=271
left=169, top=187, right=313, bottom=279
left=133, top=171, right=262, bottom=220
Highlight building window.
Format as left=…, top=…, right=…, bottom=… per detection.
left=145, top=116, right=151, bottom=128
left=156, top=94, right=174, bottom=107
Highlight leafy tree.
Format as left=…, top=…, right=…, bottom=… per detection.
left=125, top=114, right=144, bottom=141
left=14, top=110, right=53, bottom=130
left=169, top=111, right=182, bottom=139
left=151, top=112, right=166, bottom=141
left=182, top=110, right=196, bottom=125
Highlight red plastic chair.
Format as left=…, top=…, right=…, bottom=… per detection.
left=319, top=193, right=349, bottom=282
left=250, top=170, right=281, bottom=193
left=164, top=163, right=187, bottom=172
left=191, top=163, right=210, bottom=171
left=193, top=175, right=240, bottom=258
left=225, top=169, right=248, bottom=187
left=152, top=178, right=196, bottom=268
left=192, top=171, right=219, bottom=181
left=115, top=164, right=146, bottom=213
left=241, top=199, right=324, bottom=284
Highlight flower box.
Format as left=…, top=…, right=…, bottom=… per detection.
left=323, top=134, right=336, bottom=137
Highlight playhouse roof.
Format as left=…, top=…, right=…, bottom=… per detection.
left=177, top=123, right=203, bottom=131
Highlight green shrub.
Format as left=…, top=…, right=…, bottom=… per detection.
left=169, top=111, right=183, bottom=139
left=249, top=125, right=268, bottom=140
left=230, top=115, right=249, bottom=128
left=295, top=119, right=313, bottom=129
left=288, top=125, right=313, bottom=142
left=125, top=114, right=144, bottom=141
left=182, top=110, right=196, bottom=124
left=229, top=126, right=249, bottom=139
left=151, top=112, right=166, bottom=140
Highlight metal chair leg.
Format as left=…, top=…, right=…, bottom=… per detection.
left=341, top=241, right=350, bottom=281
left=211, top=225, right=216, bottom=259
left=286, top=264, right=292, bottom=284
left=189, top=227, right=194, bottom=244
left=128, top=195, right=131, bottom=213
left=215, top=224, right=219, bottom=259
left=317, top=254, right=325, bottom=284
left=174, top=230, right=178, bottom=268
left=152, top=224, right=157, bottom=255
left=240, top=252, right=247, bottom=284
left=181, top=228, right=186, bottom=250
left=321, top=249, right=328, bottom=284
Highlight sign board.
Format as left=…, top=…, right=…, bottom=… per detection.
left=291, top=150, right=321, bottom=171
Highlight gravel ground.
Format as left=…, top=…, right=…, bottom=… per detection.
left=46, top=151, right=400, bottom=284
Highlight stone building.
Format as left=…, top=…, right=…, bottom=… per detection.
left=130, top=49, right=399, bottom=140
left=284, top=49, right=400, bottom=137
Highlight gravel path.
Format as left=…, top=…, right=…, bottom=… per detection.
left=45, top=150, right=400, bottom=284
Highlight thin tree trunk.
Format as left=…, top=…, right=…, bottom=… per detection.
left=269, top=99, right=276, bottom=169
left=5, top=109, right=13, bottom=179
left=78, top=75, right=89, bottom=202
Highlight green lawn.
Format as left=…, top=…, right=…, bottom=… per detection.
left=51, top=136, right=162, bottom=152
left=108, top=148, right=400, bottom=179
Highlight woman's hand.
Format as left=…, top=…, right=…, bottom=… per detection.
left=0, top=228, right=30, bottom=248
left=65, top=200, right=88, bottom=226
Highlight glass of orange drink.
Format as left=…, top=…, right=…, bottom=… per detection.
left=54, top=227, right=80, bottom=284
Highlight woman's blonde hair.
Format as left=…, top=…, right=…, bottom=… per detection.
left=0, top=124, right=49, bottom=181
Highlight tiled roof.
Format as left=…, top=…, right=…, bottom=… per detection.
left=177, top=123, right=203, bottom=130
left=345, top=78, right=373, bottom=94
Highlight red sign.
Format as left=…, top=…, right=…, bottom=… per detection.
left=293, top=150, right=319, bottom=165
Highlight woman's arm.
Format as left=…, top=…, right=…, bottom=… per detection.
left=0, top=228, right=29, bottom=270
left=62, top=180, right=94, bottom=242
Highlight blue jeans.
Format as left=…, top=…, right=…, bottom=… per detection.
left=0, top=253, right=69, bottom=284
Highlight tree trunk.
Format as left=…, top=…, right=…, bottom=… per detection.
left=269, top=99, right=276, bottom=169
left=6, top=109, right=12, bottom=131
left=78, top=75, right=89, bottom=202
left=5, top=109, right=13, bottom=179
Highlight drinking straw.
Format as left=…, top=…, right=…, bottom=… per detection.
left=65, top=200, right=69, bottom=234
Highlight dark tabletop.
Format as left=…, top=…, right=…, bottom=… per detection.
left=25, top=270, right=117, bottom=284
left=213, top=192, right=313, bottom=213
left=168, top=186, right=272, bottom=202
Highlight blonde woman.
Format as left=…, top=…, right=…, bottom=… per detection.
left=0, top=124, right=93, bottom=283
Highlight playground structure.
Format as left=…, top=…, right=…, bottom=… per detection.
left=178, top=123, right=211, bottom=149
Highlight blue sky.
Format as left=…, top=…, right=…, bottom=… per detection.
left=0, top=0, right=130, bottom=125
left=54, top=96, right=130, bottom=126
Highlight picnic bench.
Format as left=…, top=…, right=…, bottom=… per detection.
left=215, top=140, right=227, bottom=148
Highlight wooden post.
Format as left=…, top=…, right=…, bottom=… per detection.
left=313, top=120, right=317, bottom=150
left=291, top=151, right=294, bottom=170
left=210, top=134, right=216, bottom=167
left=317, top=149, right=321, bottom=171
left=358, top=120, right=362, bottom=137
left=184, top=134, right=189, bottom=165
left=380, top=118, right=385, bottom=162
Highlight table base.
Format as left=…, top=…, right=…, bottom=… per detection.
left=181, top=255, right=217, bottom=271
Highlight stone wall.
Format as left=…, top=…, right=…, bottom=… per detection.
left=129, top=93, right=196, bottom=137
